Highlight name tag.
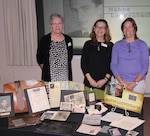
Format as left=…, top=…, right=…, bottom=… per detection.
left=68, top=42, right=72, bottom=47
left=101, top=43, right=107, bottom=47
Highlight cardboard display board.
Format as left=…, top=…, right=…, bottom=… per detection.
left=48, top=81, right=84, bottom=108
left=3, top=80, right=44, bottom=113
left=104, top=83, right=144, bottom=113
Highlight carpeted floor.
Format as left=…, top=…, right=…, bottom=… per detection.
left=143, top=97, right=150, bottom=136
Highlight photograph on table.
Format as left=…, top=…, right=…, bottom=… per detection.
left=0, top=93, right=14, bottom=117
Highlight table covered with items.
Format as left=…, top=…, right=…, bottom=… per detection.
left=0, top=80, right=145, bottom=136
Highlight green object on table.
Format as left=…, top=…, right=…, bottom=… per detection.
left=85, top=86, right=104, bottom=100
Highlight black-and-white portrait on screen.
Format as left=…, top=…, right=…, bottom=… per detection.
left=63, top=0, right=104, bottom=38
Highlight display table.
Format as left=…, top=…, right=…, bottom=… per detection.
left=0, top=106, right=144, bottom=136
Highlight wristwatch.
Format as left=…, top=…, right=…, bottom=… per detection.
left=135, top=81, right=139, bottom=85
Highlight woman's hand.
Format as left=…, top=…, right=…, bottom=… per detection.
left=39, top=64, right=43, bottom=69
left=96, top=79, right=106, bottom=88
left=86, top=73, right=97, bottom=87
left=89, top=79, right=97, bottom=87
left=126, top=82, right=136, bottom=91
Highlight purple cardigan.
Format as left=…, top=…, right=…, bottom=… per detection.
left=111, top=39, right=149, bottom=82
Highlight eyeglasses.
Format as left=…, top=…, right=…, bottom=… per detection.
left=51, top=23, right=62, bottom=26
left=95, top=26, right=106, bottom=30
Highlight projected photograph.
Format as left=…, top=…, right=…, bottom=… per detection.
left=37, top=0, right=150, bottom=54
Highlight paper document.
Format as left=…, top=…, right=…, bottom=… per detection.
left=49, top=82, right=61, bottom=108
left=64, top=91, right=86, bottom=108
left=76, top=124, right=101, bottom=135
left=110, top=116, right=145, bottom=131
left=82, top=114, right=101, bottom=125
left=101, top=111, right=124, bottom=122
left=60, top=102, right=74, bottom=111
left=51, top=111, right=71, bottom=121
left=26, top=86, right=50, bottom=113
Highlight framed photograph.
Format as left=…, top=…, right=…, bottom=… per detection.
left=0, top=93, right=14, bottom=117
left=24, top=86, right=50, bottom=114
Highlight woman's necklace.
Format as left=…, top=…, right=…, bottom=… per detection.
left=97, top=42, right=101, bottom=51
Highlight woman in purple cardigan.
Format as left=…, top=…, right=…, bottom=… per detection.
left=111, top=17, right=149, bottom=94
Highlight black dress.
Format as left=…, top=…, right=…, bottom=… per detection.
left=81, top=40, right=113, bottom=90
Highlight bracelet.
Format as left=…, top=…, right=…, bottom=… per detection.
left=105, top=76, right=109, bottom=80
left=135, top=81, right=139, bottom=85
left=104, top=77, right=108, bottom=81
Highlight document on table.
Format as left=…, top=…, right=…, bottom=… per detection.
left=82, top=114, right=101, bottom=125
left=64, top=91, right=86, bottom=108
left=110, top=116, right=145, bottom=131
left=25, top=86, right=50, bottom=113
left=101, top=111, right=124, bottom=122
left=60, top=102, right=74, bottom=111
left=48, top=82, right=61, bottom=108
left=76, top=124, right=101, bottom=135
left=51, top=111, right=71, bottom=121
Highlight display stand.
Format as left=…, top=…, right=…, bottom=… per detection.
left=111, top=106, right=129, bottom=116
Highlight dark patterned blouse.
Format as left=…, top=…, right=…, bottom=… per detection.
left=49, top=40, right=68, bottom=81
left=36, top=33, right=73, bottom=81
